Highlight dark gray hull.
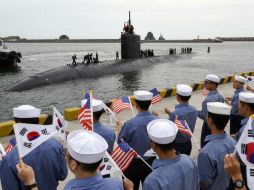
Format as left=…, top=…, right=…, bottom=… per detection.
left=7, top=54, right=191, bottom=92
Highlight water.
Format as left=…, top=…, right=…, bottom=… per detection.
left=1, top=42, right=254, bottom=121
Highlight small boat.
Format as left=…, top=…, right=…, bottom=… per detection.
left=0, top=39, right=22, bottom=70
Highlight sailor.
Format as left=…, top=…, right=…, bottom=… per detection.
left=225, top=75, right=247, bottom=134
left=208, top=46, right=210, bottom=53
left=198, top=74, right=224, bottom=148
left=198, top=102, right=236, bottom=190
left=227, top=92, right=254, bottom=190
left=0, top=105, right=68, bottom=190
left=165, top=84, right=198, bottom=155
left=95, top=52, right=99, bottom=63
left=116, top=51, right=119, bottom=60
left=81, top=99, right=116, bottom=154
left=72, top=54, right=77, bottom=65
left=235, top=92, right=254, bottom=141
left=143, top=119, right=199, bottom=190
left=16, top=130, right=131, bottom=190
left=117, top=90, right=158, bottom=190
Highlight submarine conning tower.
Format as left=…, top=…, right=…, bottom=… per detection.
left=121, top=11, right=141, bottom=59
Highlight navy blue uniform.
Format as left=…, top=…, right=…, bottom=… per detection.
left=230, top=87, right=245, bottom=134
left=198, top=134, right=236, bottom=190
left=169, top=103, right=197, bottom=155
left=64, top=174, right=123, bottom=190
left=143, top=154, right=199, bottom=190
left=94, top=122, right=116, bottom=154
left=0, top=139, right=67, bottom=190
left=198, top=90, right=224, bottom=148
left=118, top=111, right=158, bottom=190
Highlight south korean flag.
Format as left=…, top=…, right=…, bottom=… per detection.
left=236, top=115, right=254, bottom=189
left=14, top=123, right=61, bottom=158
left=0, top=143, right=6, bottom=160
left=99, top=152, right=122, bottom=181
left=52, top=107, right=68, bottom=141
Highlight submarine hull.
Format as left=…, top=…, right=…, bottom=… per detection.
left=7, top=54, right=192, bottom=92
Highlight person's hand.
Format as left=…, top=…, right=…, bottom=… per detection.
left=224, top=154, right=242, bottom=181
left=164, top=107, right=171, bottom=114
left=152, top=110, right=159, bottom=116
left=16, top=158, right=36, bottom=185
left=123, top=178, right=134, bottom=190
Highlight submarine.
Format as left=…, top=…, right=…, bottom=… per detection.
left=7, top=11, right=193, bottom=92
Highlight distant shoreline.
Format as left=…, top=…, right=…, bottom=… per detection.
left=5, top=39, right=224, bottom=43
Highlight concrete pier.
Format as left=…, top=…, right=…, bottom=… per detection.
left=0, top=82, right=238, bottom=189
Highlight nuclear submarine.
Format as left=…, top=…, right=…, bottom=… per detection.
left=7, top=12, right=193, bottom=92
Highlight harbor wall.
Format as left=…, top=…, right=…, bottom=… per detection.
left=1, top=71, right=254, bottom=137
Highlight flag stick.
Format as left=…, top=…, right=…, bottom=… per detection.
left=105, top=152, right=127, bottom=179
left=13, top=124, right=22, bottom=158
left=102, top=103, right=118, bottom=121
left=0, top=143, right=6, bottom=156
left=90, top=90, right=94, bottom=131
left=184, top=121, right=200, bottom=148
left=137, top=155, right=153, bottom=171
left=128, top=97, right=135, bottom=117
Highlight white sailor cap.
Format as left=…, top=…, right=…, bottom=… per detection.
left=92, top=99, right=103, bottom=112
left=206, top=74, right=220, bottom=83
left=239, top=92, right=254, bottom=103
left=147, top=119, right=178, bottom=144
left=13, top=105, right=41, bottom=118
left=235, top=75, right=247, bottom=84
left=207, top=102, right=231, bottom=115
left=134, top=91, right=153, bottom=101
left=67, top=130, right=108, bottom=164
left=176, top=84, right=193, bottom=96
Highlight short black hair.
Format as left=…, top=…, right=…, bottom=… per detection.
left=68, top=153, right=102, bottom=173
left=93, top=110, right=104, bottom=121
left=135, top=99, right=151, bottom=111
left=239, top=101, right=254, bottom=112
left=177, top=94, right=191, bottom=102
left=154, top=140, right=175, bottom=152
left=207, top=112, right=229, bottom=130
left=14, top=117, right=39, bottom=124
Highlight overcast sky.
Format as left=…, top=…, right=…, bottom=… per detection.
left=0, top=0, right=253, bottom=39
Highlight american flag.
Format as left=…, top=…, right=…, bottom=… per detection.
left=5, top=137, right=16, bottom=154
left=111, top=141, right=138, bottom=172
left=78, top=93, right=93, bottom=130
left=201, top=86, right=208, bottom=96
left=174, top=116, right=192, bottom=137
left=150, top=88, right=162, bottom=104
left=112, top=97, right=131, bottom=114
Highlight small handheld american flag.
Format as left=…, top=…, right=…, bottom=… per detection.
left=5, top=138, right=16, bottom=154
left=111, top=141, right=138, bottom=172
left=201, top=86, right=208, bottom=97
left=150, top=88, right=162, bottom=104
left=78, top=93, right=93, bottom=130
left=112, top=97, right=131, bottom=114
left=174, top=116, right=192, bottom=137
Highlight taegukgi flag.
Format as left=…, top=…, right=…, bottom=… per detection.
left=53, top=107, right=68, bottom=140
left=235, top=115, right=254, bottom=189
left=14, top=123, right=65, bottom=158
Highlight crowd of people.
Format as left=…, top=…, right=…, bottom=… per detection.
left=71, top=52, right=99, bottom=66
left=140, top=49, right=154, bottom=57
left=1, top=74, right=254, bottom=190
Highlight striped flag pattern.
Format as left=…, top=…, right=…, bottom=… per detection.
left=174, top=116, right=192, bottom=137
left=111, top=141, right=138, bottom=172
left=112, top=97, right=131, bottom=113
left=78, top=93, right=93, bottom=130
left=201, top=87, right=208, bottom=96
left=5, top=138, right=16, bottom=154
left=150, top=88, right=162, bottom=104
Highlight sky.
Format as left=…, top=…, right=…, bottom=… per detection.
left=0, top=0, right=253, bottom=40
